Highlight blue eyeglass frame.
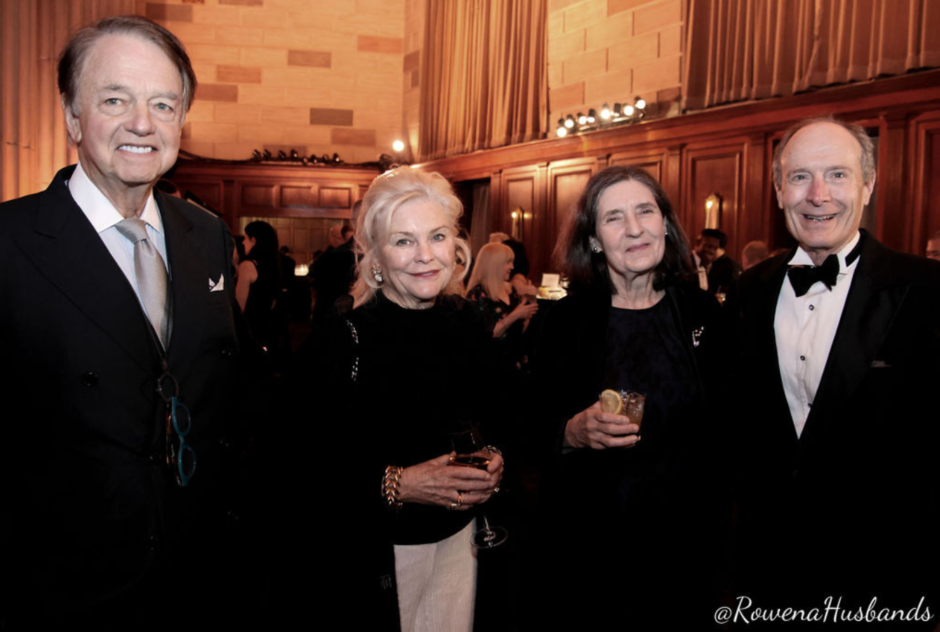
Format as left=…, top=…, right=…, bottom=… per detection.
left=169, top=396, right=196, bottom=487
left=157, top=370, right=197, bottom=488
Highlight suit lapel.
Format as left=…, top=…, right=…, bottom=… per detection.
left=802, top=234, right=908, bottom=440
left=159, top=193, right=205, bottom=375
left=751, top=253, right=798, bottom=440
left=13, top=168, right=158, bottom=372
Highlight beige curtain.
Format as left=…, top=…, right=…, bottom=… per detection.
left=419, top=0, right=548, bottom=162
left=1, top=0, right=136, bottom=202
left=683, top=0, right=940, bottom=111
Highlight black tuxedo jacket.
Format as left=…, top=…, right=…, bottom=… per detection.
left=0, top=166, right=240, bottom=626
left=729, top=232, right=940, bottom=615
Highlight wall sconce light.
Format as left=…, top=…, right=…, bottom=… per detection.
left=704, top=193, right=722, bottom=229
left=510, top=206, right=526, bottom=241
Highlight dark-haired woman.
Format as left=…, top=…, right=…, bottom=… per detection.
left=236, top=220, right=282, bottom=351
left=530, top=166, right=727, bottom=629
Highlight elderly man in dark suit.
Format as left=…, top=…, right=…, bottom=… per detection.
left=729, top=118, right=940, bottom=625
left=0, top=16, right=243, bottom=629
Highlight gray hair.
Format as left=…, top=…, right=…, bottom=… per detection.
left=58, top=15, right=197, bottom=114
left=772, top=116, right=875, bottom=188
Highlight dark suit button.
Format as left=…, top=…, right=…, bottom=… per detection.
left=221, top=347, right=234, bottom=357
left=808, top=304, right=815, bottom=311
left=800, top=355, right=805, bottom=361
left=81, top=372, right=98, bottom=387
left=148, top=535, right=160, bottom=551
left=149, top=451, right=162, bottom=464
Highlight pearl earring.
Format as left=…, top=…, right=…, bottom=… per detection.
left=371, top=262, right=384, bottom=284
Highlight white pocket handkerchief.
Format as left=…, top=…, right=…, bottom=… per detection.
left=209, top=273, right=225, bottom=292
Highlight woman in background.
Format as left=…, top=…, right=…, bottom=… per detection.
left=465, top=242, right=537, bottom=350
left=236, top=220, right=282, bottom=350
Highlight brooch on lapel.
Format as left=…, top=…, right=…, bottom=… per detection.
left=692, top=326, right=704, bottom=348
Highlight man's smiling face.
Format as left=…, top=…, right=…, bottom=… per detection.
left=775, top=121, right=875, bottom=266
left=63, top=33, right=184, bottom=210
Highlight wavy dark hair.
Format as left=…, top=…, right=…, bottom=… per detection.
left=557, top=166, right=695, bottom=295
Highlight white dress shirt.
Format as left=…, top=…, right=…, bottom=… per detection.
left=774, top=231, right=860, bottom=438
left=692, top=251, right=709, bottom=291
left=67, top=162, right=170, bottom=309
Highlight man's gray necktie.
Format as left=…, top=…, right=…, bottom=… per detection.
left=115, top=218, right=169, bottom=346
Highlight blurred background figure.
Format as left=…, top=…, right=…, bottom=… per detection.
left=237, top=220, right=289, bottom=369
left=699, top=228, right=742, bottom=296
left=465, top=242, right=538, bottom=375
left=741, top=239, right=770, bottom=270
left=310, top=222, right=356, bottom=328
left=502, top=238, right=536, bottom=297
left=927, top=230, right=940, bottom=261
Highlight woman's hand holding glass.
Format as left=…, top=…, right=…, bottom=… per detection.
left=494, top=300, right=538, bottom=338
left=398, top=452, right=503, bottom=510
left=563, top=401, right=641, bottom=450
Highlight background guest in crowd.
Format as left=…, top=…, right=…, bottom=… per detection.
left=502, top=238, right=537, bottom=297
left=926, top=230, right=940, bottom=261
left=311, top=221, right=357, bottom=326
left=741, top=239, right=770, bottom=270
left=466, top=242, right=538, bottom=344
left=302, top=167, right=503, bottom=631
left=236, top=220, right=283, bottom=352
left=697, top=228, right=742, bottom=295
left=530, top=166, right=726, bottom=630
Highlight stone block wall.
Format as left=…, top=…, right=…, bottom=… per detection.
left=547, top=0, right=683, bottom=132
left=140, top=0, right=406, bottom=164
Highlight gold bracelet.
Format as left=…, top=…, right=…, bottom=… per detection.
left=382, top=465, right=404, bottom=512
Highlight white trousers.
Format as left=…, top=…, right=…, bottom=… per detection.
left=394, top=520, right=477, bottom=632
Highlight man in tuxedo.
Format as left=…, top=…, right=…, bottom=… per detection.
left=730, top=118, right=940, bottom=621
left=0, top=16, right=243, bottom=628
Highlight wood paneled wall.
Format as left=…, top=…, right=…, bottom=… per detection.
left=417, top=70, right=940, bottom=282
left=168, top=161, right=378, bottom=229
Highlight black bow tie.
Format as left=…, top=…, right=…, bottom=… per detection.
left=787, top=239, right=862, bottom=297
left=788, top=256, right=839, bottom=297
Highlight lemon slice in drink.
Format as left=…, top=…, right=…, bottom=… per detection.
left=599, top=389, right=623, bottom=415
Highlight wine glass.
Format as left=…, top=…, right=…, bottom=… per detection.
left=450, top=424, right=508, bottom=548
